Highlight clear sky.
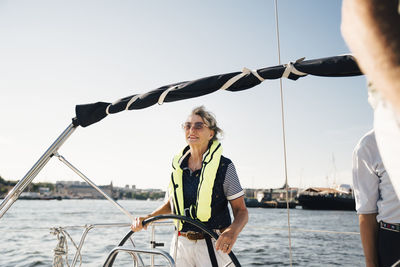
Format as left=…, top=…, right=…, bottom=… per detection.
left=0, top=0, right=371, bottom=190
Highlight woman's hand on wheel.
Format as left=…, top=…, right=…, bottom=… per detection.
left=215, top=227, right=238, bottom=254
left=130, top=216, right=148, bottom=232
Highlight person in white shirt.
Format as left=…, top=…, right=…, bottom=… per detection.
left=342, top=0, right=400, bottom=200
left=353, top=130, right=400, bottom=267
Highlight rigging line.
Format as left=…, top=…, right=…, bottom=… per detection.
left=274, top=0, right=293, bottom=266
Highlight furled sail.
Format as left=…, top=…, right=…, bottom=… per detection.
left=75, top=55, right=362, bottom=127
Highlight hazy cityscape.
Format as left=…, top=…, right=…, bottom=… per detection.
left=0, top=175, right=300, bottom=203
left=0, top=176, right=164, bottom=200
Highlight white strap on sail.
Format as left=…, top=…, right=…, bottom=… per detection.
left=105, top=94, right=144, bottom=114
left=106, top=58, right=307, bottom=113
left=249, top=68, right=265, bottom=82
left=282, top=57, right=307, bottom=78
left=158, top=85, right=179, bottom=105
left=105, top=105, right=112, bottom=115
left=219, top=67, right=265, bottom=91
left=105, top=96, right=135, bottom=115
left=105, top=83, right=180, bottom=112
left=106, top=99, right=122, bottom=115
left=125, top=95, right=140, bottom=110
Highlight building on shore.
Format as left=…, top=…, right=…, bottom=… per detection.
left=114, top=185, right=165, bottom=200
left=56, top=181, right=115, bottom=199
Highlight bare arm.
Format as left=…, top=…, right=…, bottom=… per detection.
left=359, top=213, right=379, bottom=267
left=215, top=196, right=249, bottom=254
left=131, top=197, right=172, bottom=232
left=341, top=0, right=400, bottom=113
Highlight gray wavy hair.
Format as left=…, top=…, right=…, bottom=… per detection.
left=191, top=106, right=223, bottom=141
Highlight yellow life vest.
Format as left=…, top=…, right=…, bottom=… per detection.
left=169, top=140, right=222, bottom=230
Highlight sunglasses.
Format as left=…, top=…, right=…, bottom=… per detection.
left=182, top=122, right=209, bottom=131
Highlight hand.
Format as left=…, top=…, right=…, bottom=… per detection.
left=215, top=227, right=238, bottom=254
left=130, top=216, right=148, bottom=232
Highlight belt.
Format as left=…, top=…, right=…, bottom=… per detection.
left=178, top=231, right=205, bottom=240
left=380, top=221, right=400, bottom=233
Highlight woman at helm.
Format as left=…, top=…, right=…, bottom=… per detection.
left=131, top=106, right=248, bottom=267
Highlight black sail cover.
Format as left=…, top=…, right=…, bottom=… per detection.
left=74, top=55, right=362, bottom=127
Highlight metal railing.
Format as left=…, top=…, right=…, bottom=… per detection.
left=103, top=247, right=175, bottom=267
left=51, top=221, right=175, bottom=267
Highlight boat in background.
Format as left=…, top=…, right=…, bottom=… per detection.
left=297, top=184, right=355, bottom=211
left=244, top=184, right=298, bottom=209
left=19, top=192, right=62, bottom=200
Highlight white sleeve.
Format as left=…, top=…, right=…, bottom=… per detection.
left=352, top=144, right=379, bottom=214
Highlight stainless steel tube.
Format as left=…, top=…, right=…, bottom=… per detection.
left=103, top=247, right=175, bottom=267
left=55, top=154, right=135, bottom=221
left=0, top=123, right=77, bottom=219
left=71, top=224, right=94, bottom=267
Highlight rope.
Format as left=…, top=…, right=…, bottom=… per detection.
left=50, top=227, right=82, bottom=267
left=274, top=0, right=293, bottom=266
left=52, top=230, right=66, bottom=267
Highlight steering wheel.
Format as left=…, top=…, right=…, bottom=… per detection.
left=104, top=214, right=241, bottom=267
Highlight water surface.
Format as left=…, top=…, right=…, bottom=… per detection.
left=0, top=200, right=364, bottom=266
